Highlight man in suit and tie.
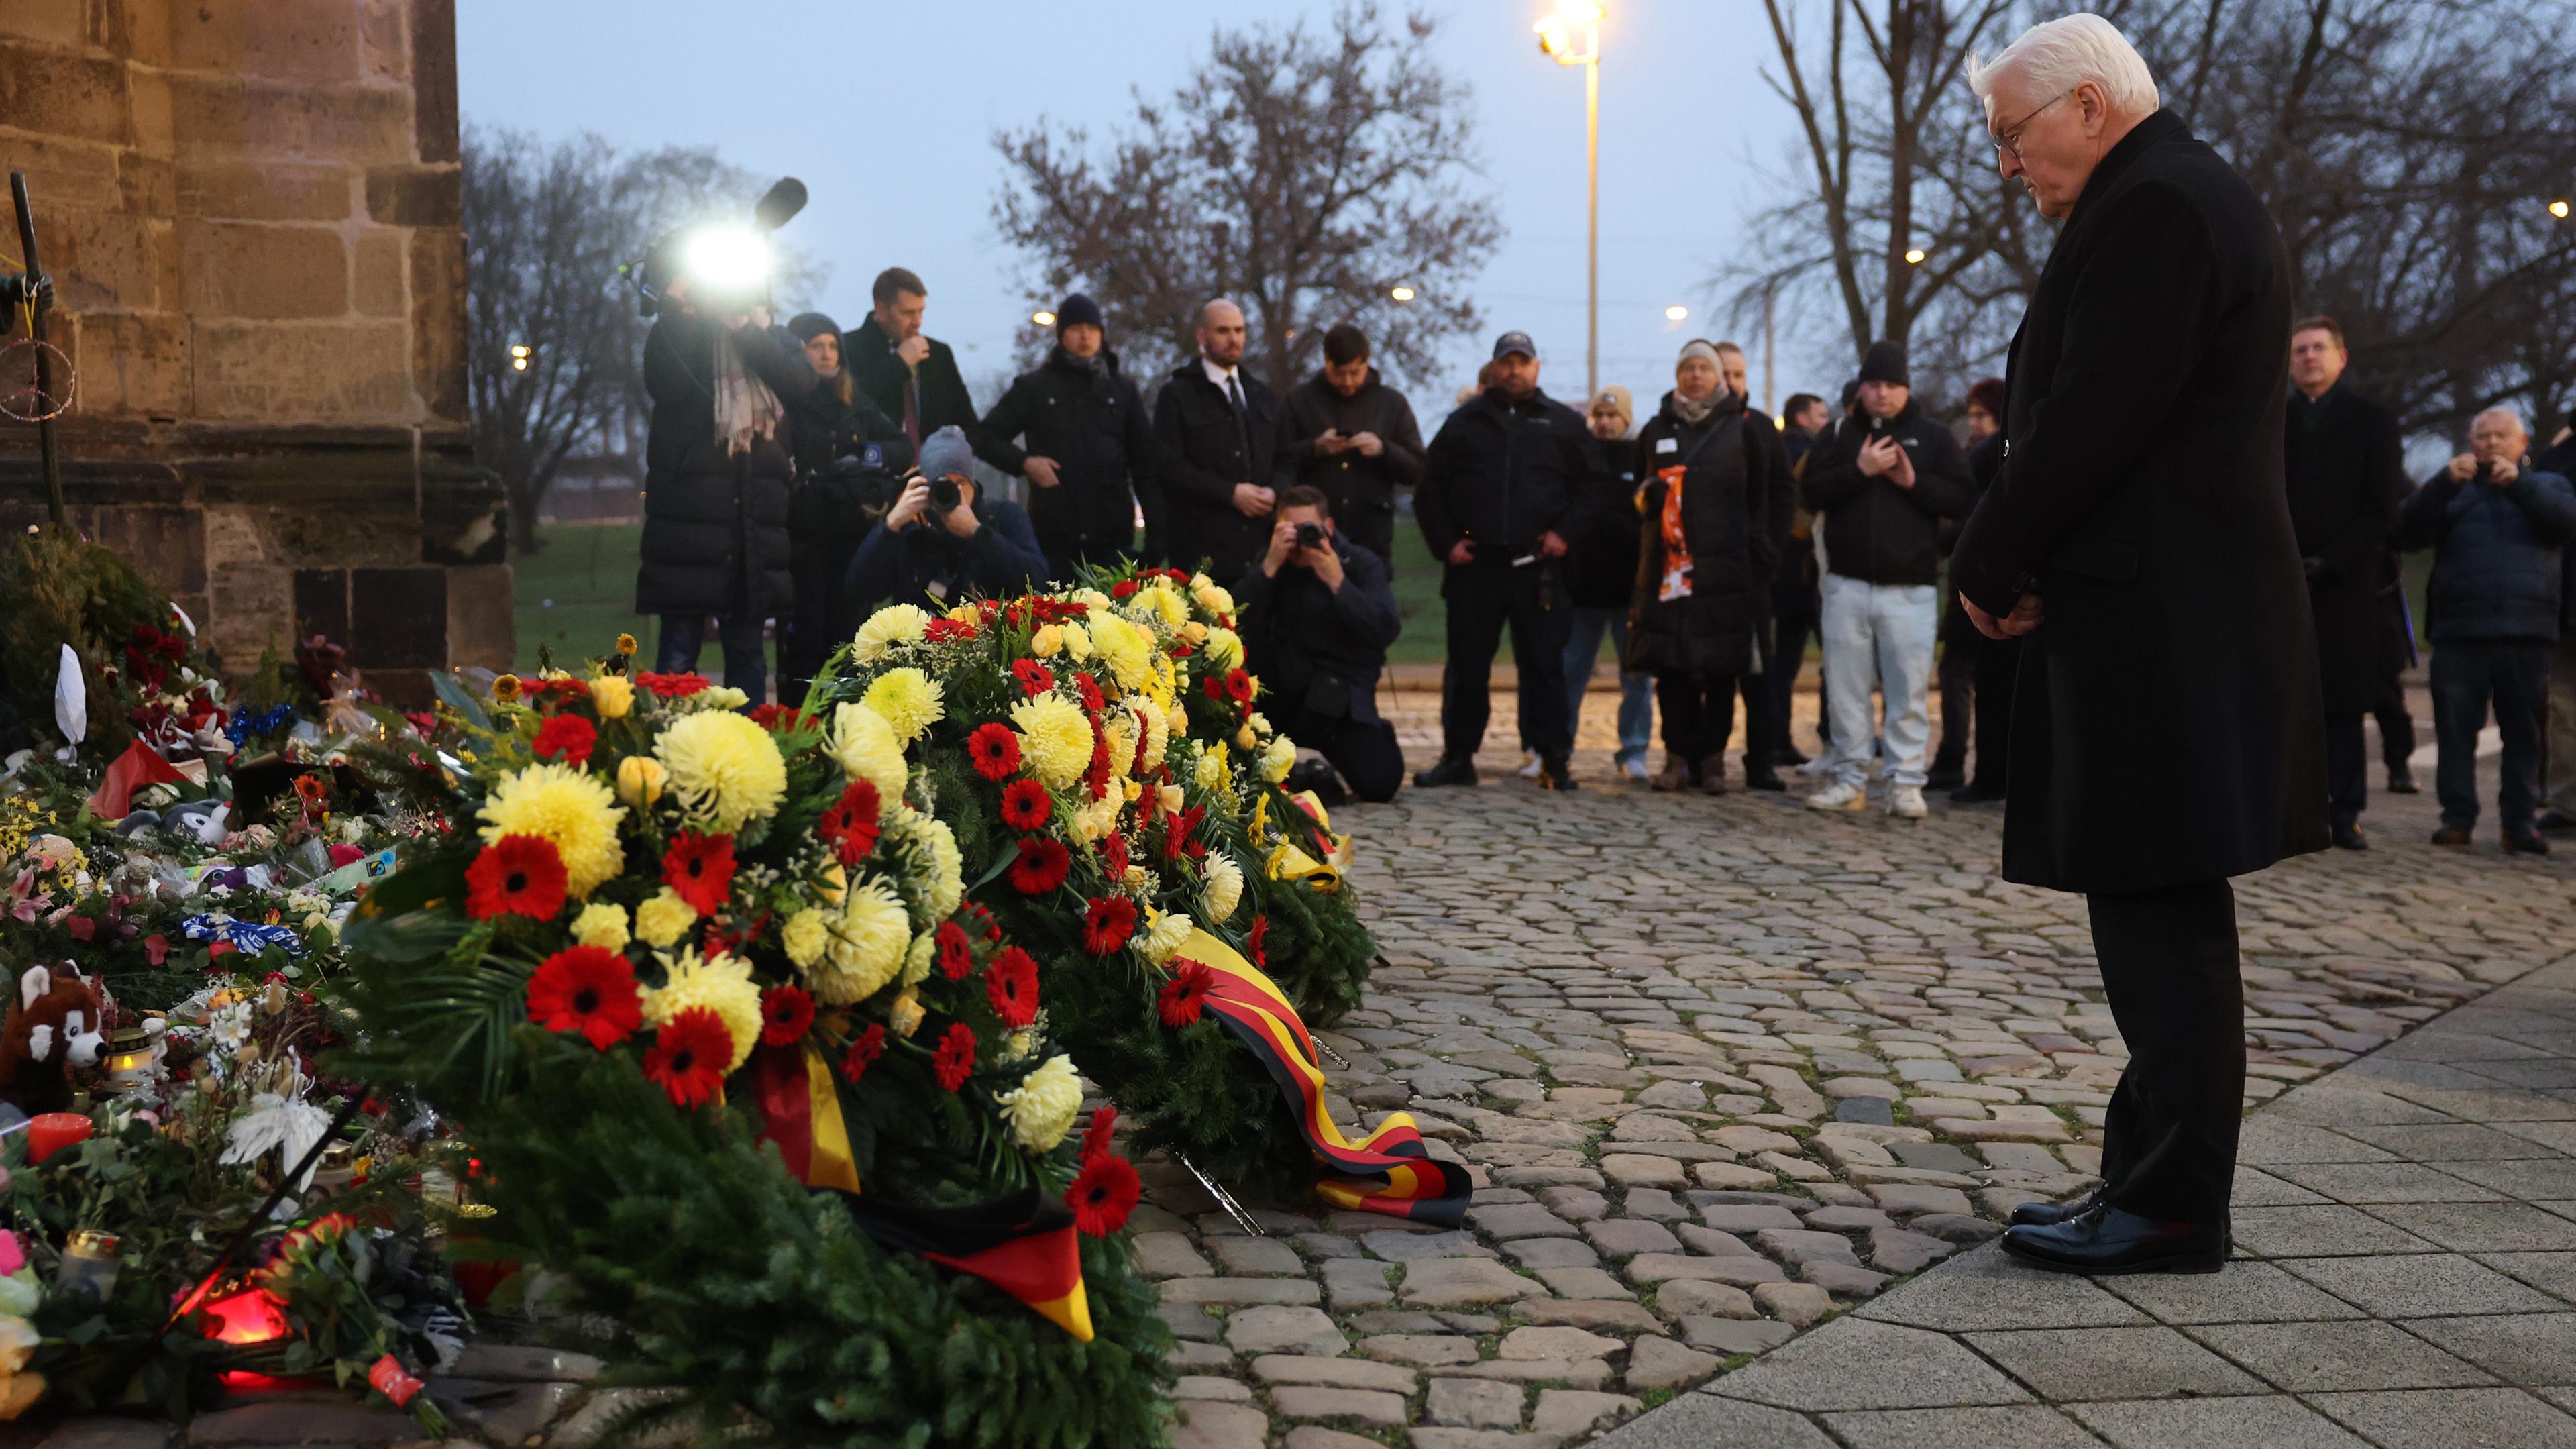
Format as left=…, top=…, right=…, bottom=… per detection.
left=1155, top=298, right=1283, bottom=580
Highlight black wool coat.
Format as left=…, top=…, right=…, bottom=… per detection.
left=636, top=313, right=815, bottom=619
left=1566, top=435, right=1642, bottom=610
left=981, top=347, right=1163, bottom=573
left=845, top=315, right=1011, bottom=470
left=2284, top=386, right=2408, bottom=715
left=1626, top=392, right=1791, bottom=676
left=1276, top=368, right=1426, bottom=568
left=1155, top=362, right=1284, bottom=579
left=1950, top=110, right=2327, bottom=894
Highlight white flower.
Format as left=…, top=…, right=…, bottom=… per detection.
left=1203, top=853, right=1244, bottom=924
left=210, top=1002, right=252, bottom=1053
left=852, top=604, right=930, bottom=663
left=991, top=1054, right=1083, bottom=1151
left=1138, top=907, right=1193, bottom=965
left=826, top=702, right=907, bottom=804
left=1259, top=734, right=1297, bottom=784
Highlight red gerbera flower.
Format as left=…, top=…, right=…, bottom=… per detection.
left=925, top=615, right=980, bottom=642
left=1201, top=674, right=1230, bottom=704
left=1224, top=668, right=1254, bottom=704
left=1248, top=914, right=1269, bottom=967
left=1011, top=658, right=1056, bottom=697
left=661, top=830, right=737, bottom=916
left=932, top=1022, right=977, bottom=1091
left=634, top=670, right=711, bottom=698
left=967, top=722, right=1022, bottom=781
left=1073, top=672, right=1105, bottom=716
left=963, top=900, right=1000, bottom=942
left=1008, top=837, right=1071, bottom=896
left=465, top=835, right=568, bottom=921
left=526, top=945, right=642, bottom=1051
left=998, top=777, right=1053, bottom=831
left=759, top=985, right=816, bottom=1045
left=839, top=1023, right=888, bottom=1083
left=531, top=713, right=597, bottom=766
left=1079, top=1104, right=1118, bottom=1162
left=1157, top=959, right=1216, bottom=1028
left=1081, top=896, right=1138, bottom=955
left=936, top=921, right=975, bottom=981
left=1102, top=832, right=1130, bottom=878
left=987, top=945, right=1039, bottom=1028
left=643, top=1008, right=733, bottom=1108
left=1065, top=1152, right=1141, bottom=1236
left=818, top=780, right=883, bottom=865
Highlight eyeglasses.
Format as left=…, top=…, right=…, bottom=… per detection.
left=1993, top=91, right=2070, bottom=162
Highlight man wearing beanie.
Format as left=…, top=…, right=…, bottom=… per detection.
left=843, top=425, right=1047, bottom=614
left=1798, top=339, right=1974, bottom=818
left=981, top=293, right=1164, bottom=580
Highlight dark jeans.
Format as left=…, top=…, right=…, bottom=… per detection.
left=2090, top=879, right=2244, bottom=1225
left=658, top=612, right=767, bottom=705
left=1440, top=558, right=1573, bottom=762
left=1655, top=671, right=1739, bottom=766
left=1275, top=704, right=1405, bottom=803
left=780, top=544, right=857, bottom=708
left=1931, top=596, right=1978, bottom=775
left=2374, top=673, right=2417, bottom=775
left=2430, top=637, right=2548, bottom=834
left=2324, top=714, right=2367, bottom=826
left=1966, top=632, right=2020, bottom=792
left=1733, top=670, right=1775, bottom=776
left=1772, top=609, right=1823, bottom=753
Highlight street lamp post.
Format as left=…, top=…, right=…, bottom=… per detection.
left=1536, top=2, right=1605, bottom=399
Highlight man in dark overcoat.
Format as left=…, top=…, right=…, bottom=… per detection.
left=1949, top=15, right=2326, bottom=1274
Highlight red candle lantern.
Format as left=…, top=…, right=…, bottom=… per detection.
left=25, top=1113, right=91, bottom=1165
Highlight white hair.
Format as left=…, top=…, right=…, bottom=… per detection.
left=2472, top=405, right=2528, bottom=435
left=1968, top=13, right=2161, bottom=117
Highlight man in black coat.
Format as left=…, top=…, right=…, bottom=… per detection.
left=1411, top=331, right=1613, bottom=792
left=2284, top=316, right=2409, bottom=851
left=1155, top=299, right=1284, bottom=580
left=1275, top=323, right=1426, bottom=568
left=846, top=267, right=1008, bottom=467
left=980, top=294, right=1163, bottom=582
left=1951, top=16, right=2325, bottom=1274
left=843, top=427, right=1050, bottom=614
left=1234, top=486, right=1405, bottom=802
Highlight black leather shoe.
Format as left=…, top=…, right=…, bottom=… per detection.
left=1949, top=780, right=2007, bottom=804
left=2504, top=830, right=2552, bottom=856
left=2538, top=810, right=2576, bottom=835
left=2001, top=1206, right=2227, bottom=1275
left=2430, top=826, right=2472, bottom=846
left=1926, top=763, right=1966, bottom=792
left=2331, top=822, right=2369, bottom=851
left=2010, top=1189, right=2103, bottom=1228
left=1743, top=769, right=1787, bottom=792
left=1413, top=755, right=1478, bottom=788
left=1773, top=747, right=1809, bottom=769
left=1539, top=756, right=1579, bottom=792
left=2386, top=768, right=2419, bottom=794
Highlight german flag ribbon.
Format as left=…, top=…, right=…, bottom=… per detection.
left=1182, top=928, right=1470, bottom=1226
left=747, top=1043, right=861, bottom=1196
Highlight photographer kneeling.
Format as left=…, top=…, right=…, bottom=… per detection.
left=843, top=426, right=1048, bottom=614
left=1234, top=486, right=1405, bottom=803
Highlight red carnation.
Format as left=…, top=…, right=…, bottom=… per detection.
left=634, top=670, right=711, bottom=698
left=759, top=985, right=816, bottom=1045
left=818, top=780, right=883, bottom=865
left=531, top=713, right=597, bottom=766
left=1084, top=718, right=1112, bottom=800
left=967, top=722, right=1023, bottom=781
left=963, top=900, right=1001, bottom=941
left=932, top=1021, right=977, bottom=1091
left=839, top=1023, right=887, bottom=1083
left=643, top=1008, right=733, bottom=1108
left=1201, top=674, right=1230, bottom=704
left=1008, top=837, right=1071, bottom=896
left=1073, top=672, right=1105, bottom=715
left=465, top=835, right=568, bottom=922
left=661, top=830, right=737, bottom=916
left=1011, top=658, right=1056, bottom=697
left=1112, top=578, right=1141, bottom=600
left=998, top=777, right=1053, bottom=832
left=925, top=615, right=979, bottom=643
left=1103, top=832, right=1130, bottom=878
left=1065, top=1152, right=1140, bottom=1236
left=936, top=921, right=975, bottom=981
left=1248, top=914, right=1269, bottom=967
left=1079, top=1104, right=1118, bottom=1162
left=526, top=945, right=643, bottom=1051
left=1081, top=896, right=1138, bottom=955
left=747, top=702, right=798, bottom=731
left=1157, top=959, right=1216, bottom=1028
left=987, top=945, right=1039, bottom=1028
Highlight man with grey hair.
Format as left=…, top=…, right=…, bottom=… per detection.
left=2396, top=405, right=2576, bottom=853
left=1949, top=13, right=2325, bottom=1273
left=1156, top=297, right=1284, bottom=578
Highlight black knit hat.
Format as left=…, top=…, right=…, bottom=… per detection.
left=786, top=311, right=840, bottom=343
left=1057, top=293, right=1105, bottom=331
left=1859, top=339, right=1909, bottom=387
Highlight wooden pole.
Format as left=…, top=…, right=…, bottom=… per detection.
left=9, top=172, right=64, bottom=529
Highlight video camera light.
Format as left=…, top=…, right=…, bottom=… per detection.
left=682, top=224, right=773, bottom=296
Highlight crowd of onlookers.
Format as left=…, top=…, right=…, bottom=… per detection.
left=635, top=261, right=2576, bottom=849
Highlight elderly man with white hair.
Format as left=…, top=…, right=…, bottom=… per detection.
left=1947, top=13, right=2326, bottom=1274
left=2396, top=404, right=2576, bottom=853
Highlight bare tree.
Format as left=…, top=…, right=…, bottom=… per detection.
left=989, top=2, right=1503, bottom=395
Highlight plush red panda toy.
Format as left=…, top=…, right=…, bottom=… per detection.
left=0, top=965, right=106, bottom=1116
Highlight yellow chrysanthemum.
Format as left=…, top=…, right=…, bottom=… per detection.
left=1132, top=698, right=1170, bottom=772
left=1205, top=628, right=1245, bottom=671
left=1194, top=744, right=1229, bottom=792
left=635, top=887, right=697, bottom=947
left=782, top=907, right=828, bottom=967
left=811, top=877, right=908, bottom=1006
left=1090, top=612, right=1154, bottom=692
left=902, top=931, right=936, bottom=987
left=1259, top=734, right=1297, bottom=784
left=1060, top=623, right=1093, bottom=661
left=478, top=762, right=627, bottom=898
left=826, top=702, right=906, bottom=805
left=1203, top=853, right=1244, bottom=924
left=655, top=709, right=787, bottom=831
left=852, top=603, right=930, bottom=664
left=993, top=1054, right=1083, bottom=1151
left=1133, top=582, right=1189, bottom=630
left=1030, top=625, right=1065, bottom=657
left=589, top=674, right=634, bottom=720
left=1011, top=694, right=1093, bottom=790
left=861, top=667, right=945, bottom=745
left=645, top=947, right=763, bottom=1071
left=1138, top=907, right=1193, bottom=964
left=1103, top=713, right=1138, bottom=780
left=912, top=811, right=963, bottom=919
left=570, top=900, right=631, bottom=951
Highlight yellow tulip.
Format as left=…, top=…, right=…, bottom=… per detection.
left=616, top=755, right=667, bottom=809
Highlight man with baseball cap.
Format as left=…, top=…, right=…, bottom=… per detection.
left=1412, top=331, right=1615, bottom=792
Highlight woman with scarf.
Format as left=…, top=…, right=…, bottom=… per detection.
left=635, top=284, right=815, bottom=705
left=1627, top=340, right=1788, bottom=792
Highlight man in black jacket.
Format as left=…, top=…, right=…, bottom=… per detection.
left=1411, top=331, right=1612, bottom=792
left=1156, top=299, right=1283, bottom=580
left=1234, top=486, right=1405, bottom=802
left=1276, top=324, right=1425, bottom=568
left=980, top=294, right=1162, bottom=582
left=846, top=267, right=1006, bottom=466
left=1953, top=16, right=2325, bottom=1275
left=2285, top=316, right=2409, bottom=850
left=1799, top=341, right=1974, bottom=819
left=843, top=427, right=1050, bottom=614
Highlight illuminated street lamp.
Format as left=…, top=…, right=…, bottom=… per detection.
left=2553, top=199, right=2572, bottom=219
left=1535, top=1, right=1606, bottom=397
left=1664, top=305, right=1688, bottom=322
left=508, top=343, right=530, bottom=373
left=1032, top=310, right=1057, bottom=327
left=1390, top=285, right=1417, bottom=302
left=1903, top=248, right=1927, bottom=265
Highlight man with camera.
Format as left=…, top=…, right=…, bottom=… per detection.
left=1277, top=323, right=1424, bottom=569
left=980, top=294, right=1163, bottom=582
left=1157, top=298, right=1283, bottom=579
left=1233, top=486, right=1404, bottom=804
left=843, top=426, right=1048, bottom=615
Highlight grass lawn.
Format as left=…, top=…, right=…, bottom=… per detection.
left=511, top=523, right=655, bottom=674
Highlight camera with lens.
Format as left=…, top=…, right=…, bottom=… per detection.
left=788, top=437, right=916, bottom=555
left=1293, top=521, right=1327, bottom=551
left=927, top=474, right=963, bottom=515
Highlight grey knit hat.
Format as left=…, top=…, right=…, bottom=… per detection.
left=918, top=425, right=975, bottom=481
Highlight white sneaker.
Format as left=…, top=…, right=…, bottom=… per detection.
left=1805, top=780, right=1868, bottom=812
left=1888, top=785, right=1928, bottom=819
left=1516, top=751, right=1544, bottom=779
left=1619, top=756, right=1650, bottom=783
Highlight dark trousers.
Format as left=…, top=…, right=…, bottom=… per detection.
left=1966, top=633, right=2020, bottom=792
left=780, top=545, right=856, bottom=708
left=1655, top=671, right=1739, bottom=767
left=1440, top=559, right=1573, bottom=761
left=2430, top=637, right=2549, bottom=834
left=658, top=612, right=767, bottom=704
left=2373, top=673, right=2417, bottom=775
left=1276, top=704, right=1405, bottom=803
left=2324, top=714, right=2367, bottom=826
left=1931, top=598, right=1978, bottom=775
left=2090, top=879, right=2243, bottom=1224
left=1772, top=610, right=1822, bottom=753
left=1733, top=671, right=1774, bottom=775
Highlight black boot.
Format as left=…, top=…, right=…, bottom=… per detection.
left=1413, top=755, right=1478, bottom=788
left=1538, top=756, right=1580, bottom=792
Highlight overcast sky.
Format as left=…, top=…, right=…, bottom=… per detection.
left=458, top=0, right=1839, bottom=422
